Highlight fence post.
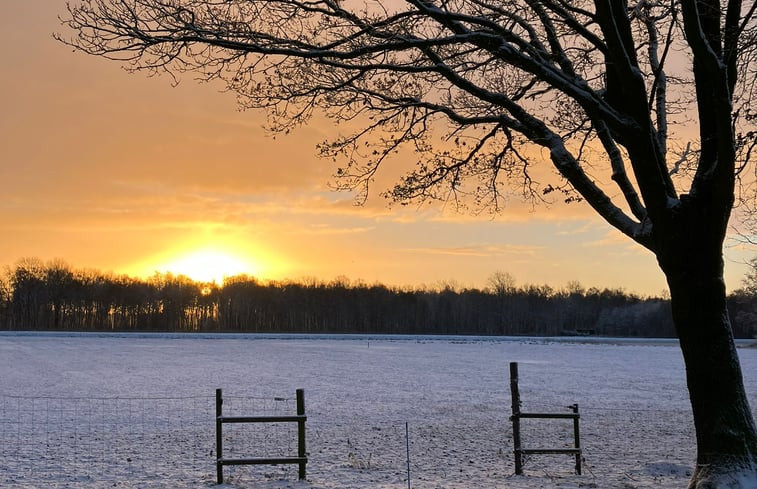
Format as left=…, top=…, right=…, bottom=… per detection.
left=571, top=403, right=582, bottom=475
left=509, top=362, right=523, bottom=475
left=296, top=389, right=307, bottom=480
left=405, top=422, right=411, bottom=489
left=216, top=388, right=223, bottom=484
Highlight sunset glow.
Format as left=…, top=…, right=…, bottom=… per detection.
left=0, top=3, right=753, bottom=295
left=134, top=247, right=265, bottom=284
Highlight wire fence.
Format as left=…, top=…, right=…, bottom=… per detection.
left=220, top=393, right=301, bottom=462
left=0, top=393, right=300, bottom=487
left=2, top=393, right=749, bottom=488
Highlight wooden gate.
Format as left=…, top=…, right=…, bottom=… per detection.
left=215, top=388, right=307, bottom=484
left=509, top=362, right=582, bottom=475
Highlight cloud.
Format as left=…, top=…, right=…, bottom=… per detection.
left=555, top=221, right=606, bottom=236
left=583, top=227, right=632, bottom=246
left=404, top=243, right=543, bottom=258
left=298, top=224, right=376, bottom=236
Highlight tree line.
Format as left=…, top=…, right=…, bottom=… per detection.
left=1, top=258, right=755, bottom=338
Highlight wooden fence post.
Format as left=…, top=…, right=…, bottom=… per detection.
left=509, top=362, right=523, bottom=475
left=216, top=388, right=223, bottom=484
left=571, top=403, right=582, bottom=475
left=296, top=389, right=307, bottom=480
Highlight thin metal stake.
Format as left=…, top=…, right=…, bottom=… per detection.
left=405, top=422, right=411, bottom=489
left=216, top=388, right=223, bottom=484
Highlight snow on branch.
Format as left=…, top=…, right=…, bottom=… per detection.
left=57, top=0, right=755, bottom=247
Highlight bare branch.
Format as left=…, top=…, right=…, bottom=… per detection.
left=56, top=0, right=754, bottom=249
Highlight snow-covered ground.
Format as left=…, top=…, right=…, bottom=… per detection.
left=0, top=332, right=755, bottom=489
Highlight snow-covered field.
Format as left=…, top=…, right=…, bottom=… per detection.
left=0, top=332, right=755, bottom=489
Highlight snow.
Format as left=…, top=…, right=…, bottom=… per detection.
left=0, top=332, right=755, bottom=488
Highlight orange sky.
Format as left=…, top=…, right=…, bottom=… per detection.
left=0, top=1, right=753, bottom=294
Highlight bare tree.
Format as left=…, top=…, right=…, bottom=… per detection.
left=487, top=271, right=517, bottom=296
left=743, top=256, right=757, bottom=295
left=58, top=0, right=757, bottom=485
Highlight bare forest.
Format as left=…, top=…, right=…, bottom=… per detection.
left=2, top=258, right=755, bottom=338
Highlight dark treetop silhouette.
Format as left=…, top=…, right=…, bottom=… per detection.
left=6, top=258, right=707, bottom=335
left=58, top=1, right=756, bottom=486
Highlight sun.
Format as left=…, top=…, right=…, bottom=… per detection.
left=158, top=248, right=262, bottom=284
left=125, top=234, right=287, bottom=285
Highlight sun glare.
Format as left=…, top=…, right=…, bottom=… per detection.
left=157, top=248, right=262, bottom=284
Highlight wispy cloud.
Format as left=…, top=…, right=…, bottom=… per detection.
left=405, top=243, right=543, bottom=258
left=584, top=229, right=632, bottom=248
left=555, top=221, right=605, bottom=236
left=299, top=224, right=375, bottom=236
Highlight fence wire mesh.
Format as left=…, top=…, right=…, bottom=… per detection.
left=0, top=394, right=299, bottom=487
left=2, top=393, right=750, bottom=488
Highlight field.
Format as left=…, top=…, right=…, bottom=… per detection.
left=1, top=332, right=755, bottom=488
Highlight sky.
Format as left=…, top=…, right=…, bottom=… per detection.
left=0, top=1, right=754, bottom=295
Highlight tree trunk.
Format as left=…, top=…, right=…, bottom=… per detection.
left=661, top=238, right=757, bottom=488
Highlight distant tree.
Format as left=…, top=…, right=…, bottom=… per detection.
left=59, top=1, right=757, bottom=484
left=565, top=280, right=586, bottom=297
left=0, top=267, right=11, bottom=327
left=487, top=271, right=517, bottom=296
left=728, top=289, right=757, bottom=339
left=487, top=271, right=517, bottom=334
left=9, top=258, right=47, bottom=329
left=729, top=258, right=757, bottom=338
left=43, top=259, right=75, bottom=329
left=743, top=256, right=757, bottom=295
